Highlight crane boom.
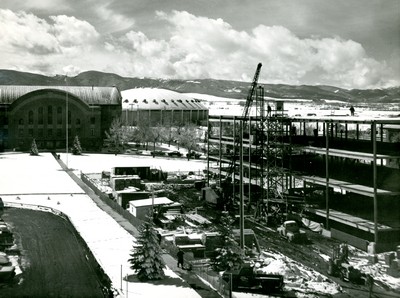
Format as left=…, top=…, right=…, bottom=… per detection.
left=242, top=63, right=262, bottom=119
left=223, top=63, right=262, bottom=191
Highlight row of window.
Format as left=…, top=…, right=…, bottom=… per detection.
left=19, top=107, right=96, bottom=125
left=126, top=99, right=202, bottom=104
left=19, top=117, right=82, bottom=125
left=14, top=128, right=95, bottom=137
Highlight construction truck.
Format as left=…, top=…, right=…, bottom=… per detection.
left=327, top=243, right=366, bottom=285
left=277, top=220, right=307, bottom=243
left=222, top=261, right=284, bottom=294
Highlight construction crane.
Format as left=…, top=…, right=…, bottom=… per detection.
left=243, top=63, right=262, bottom=119
left=226, top=63, right=262, bottom=178
left=220, top=63, right=262, bottom=209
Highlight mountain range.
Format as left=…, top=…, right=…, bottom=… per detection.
left=0, top=69, right=399, bottom=103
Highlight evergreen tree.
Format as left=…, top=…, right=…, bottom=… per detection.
left=72, top=135, right=82, bottom=155
left=30, top=138, right=39, bottom=156
left=128, top=214, right=165, bottom=281
left=211, top=211, right=243, bottom=271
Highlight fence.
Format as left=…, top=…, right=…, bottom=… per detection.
left=162, top=239, right=233, bottom=298
left=192, top=262, right=232, bottom=298
left=81, top=173, right=144, bottom=229
left=81, top=173, right=235, bottom=297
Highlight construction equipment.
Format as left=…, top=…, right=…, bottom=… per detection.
left=277, top=220, right=307, bottom=243
left=327, top=243, right=366, bottom=285
left=222, top=261, right=284, bottom=294
left=227, top=63, right=262, bottom=176
left=220, top=63, right=262, bottom=209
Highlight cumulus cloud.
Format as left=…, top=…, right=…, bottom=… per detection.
left=50, top=15, right=99, bottom=48
left=0, top=9, right=100, bottom=74
left=109, top=10, right=398, bottom=89
left=0, top=8, right=398, bottom=89
left=93, top=1, right=135, bottom=33
left=0, top=9, right=60, bottom=55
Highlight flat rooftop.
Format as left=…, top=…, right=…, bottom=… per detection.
left=129, top=197, right=172, bottom=207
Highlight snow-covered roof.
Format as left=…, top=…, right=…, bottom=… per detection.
left=0, top=85, right=121, bottom=105
left=121, top=88, right=207, bottom=111
left=129, top=197, right=173, bottom=207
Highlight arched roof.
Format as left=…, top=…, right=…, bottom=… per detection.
left=121, top=88, right=207, bottom=111
left=0, top=85, right=121, bottom=105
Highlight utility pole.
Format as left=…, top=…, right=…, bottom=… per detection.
left=239, top=121, right=245, bottom=250
left=65, top=77, right=69, bottom=169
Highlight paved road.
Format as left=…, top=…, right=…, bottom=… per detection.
left=2, top=208, right=107, bottom=297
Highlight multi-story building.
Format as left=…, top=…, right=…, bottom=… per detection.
left=121, top=88, right=208, bottom=126
left=0, top=85, right=122, bottom=151
left=207, top=109, right=400, bottom=253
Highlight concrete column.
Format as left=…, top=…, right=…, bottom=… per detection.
left=372, top=122, right=378, bottom=244
left=325, top=122, right=330, bottom=229
left=219, top=116, right=222, bottom=187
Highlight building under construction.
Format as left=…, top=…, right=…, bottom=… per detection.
left=205, top=66, right=400, bottom=253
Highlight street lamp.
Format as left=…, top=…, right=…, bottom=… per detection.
left=136, top=104, right=139, bottom=126
left=129, top=103, right=134, bottom=125
left=65, top=75, right=69, bottom=169
left=123, top=99, right=129, bottom=125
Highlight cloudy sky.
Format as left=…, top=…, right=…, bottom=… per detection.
left=1, top=0, right=399, bottom=89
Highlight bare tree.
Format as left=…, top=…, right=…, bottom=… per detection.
left=104, top=117, right=131, bottom=149
left=176, top=123, right=199, bottom=153
left=135, top=117, right=153, bottom=150
left=159, top=113, right=175, bottom=147
left=150, top=123, right=164, bottom=151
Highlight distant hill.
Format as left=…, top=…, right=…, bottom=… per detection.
left=0, top=69, right=399, bottom=103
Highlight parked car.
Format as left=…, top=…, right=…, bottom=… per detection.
left=186, top=151, right=201, bottom=159
left=106, top=147, right=121, bottom=154
left=151, top=150, right=166, bottom=157
left=125, top=148, right=138, bottom=154
left=167, top=151, right=182, bottom=157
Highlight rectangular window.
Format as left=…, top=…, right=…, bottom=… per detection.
left=28, top=111, right=34, bottom=124
left=48, top=129, right=53, bottom=137
left=90, top=117, right=95, bottom=125
left=91, top=128, right=94, bottom=136
left=57, top=129, right=62, bottom=137
left=48, top=106, right=53, bottom=124
left=28, top=129, right=33, bottom=137
left=19, top=129, right=24, bottom=136
left=38, top=129, right=43, bottom=137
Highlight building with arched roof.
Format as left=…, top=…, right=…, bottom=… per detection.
left=0, top=85, right=121, bottom=151
left=121, top=88, right=208, bottom=126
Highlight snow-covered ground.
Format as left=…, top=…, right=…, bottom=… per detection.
left=256, top=251, right=340, bottom=297
left=0, top=152, right=202, bottom=298
left=2, top=151, right=399, bottom=297
left=60, top=152, right=207, bottom=175
left=186, top=92, right=400, bottom=118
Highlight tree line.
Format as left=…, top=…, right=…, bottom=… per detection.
left=104, top=116, right=203, bottom=153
